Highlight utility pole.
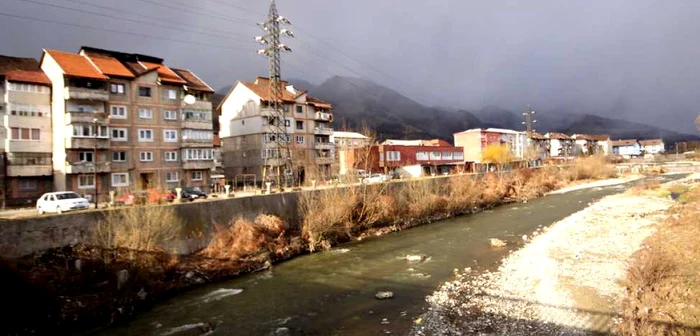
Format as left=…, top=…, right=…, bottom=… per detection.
left=256, top=0, right=294, bottom=191
left=522, top=106, right=537, bottom=136
left=92, top=118, right=98, bottom=208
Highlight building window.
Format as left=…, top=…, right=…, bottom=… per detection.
left=182, top=130, right=213, bottom=141
left=284, top=119, right=291, bottom=127
left=182, top=148, right=213, bottom=160
left=78, top=152, right=94, bottom=162
left=296, top=121, right=304, bottom=130
left=261, top=148, right=281, bottom=159
left=416, top=151, right=429, bottom=161
left=163, top=109, right=177, bottom=120
left=263, top=133, right=290, bottom=143
left=110, top=105, right=127, bottom=119
left=10, top=127, right=40, bottom=140
left=442, top=152, right=453, bottom=160
left=191, top=171, right=203, bottom=181
left=138, top=108, right=153, bottom=119
left=164, top=151, right=178, bottom=162
left=9, top=103, right=48, bottom=116
left=163, top=130, right=178, bottom=142
left=110, top=83, right=125, bottom=94
left=139, top=151, right=154, bottom=162
left=112, top=151, right=126, bottom=162
left=72, top=125, right=108, bottom=138
left=453, top=152, right=464, bottom=160
left=8, top=82, right=49, bottom=93
left=111, top=128, right=128, bottom=141
left=138, top=86, right=152, bottom=97
left=165, top=172, right=179, bottom=182
left=182, top=110, right=211, bottom=121
left=386, top=151, right=401, bottom=162
left=111, top=173, right=129, bottom=187
left=78, top=175, right=95, bottom=189
left=18, top=179, right=38, bottom=191
left=296, top=135, right=305, bottom=144
left=429, top=151, right=441, bottom=160
left=164, top=89, right=177, bottom=100
left=296, top=106, right=303, bottom=113
left=138, top=129, right=154, bottom=142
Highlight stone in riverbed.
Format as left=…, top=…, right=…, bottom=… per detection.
left=489, top=238, right=507, bottom=248
left=375, top=291, right=394, bottom=299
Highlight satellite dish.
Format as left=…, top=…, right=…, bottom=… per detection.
left=184, top=94, right=196, bottom=105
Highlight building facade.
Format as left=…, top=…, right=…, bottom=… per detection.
left=590, top=134, right=612, bottom=156
left=639, top=139, right=665, bottom=154
left=454, top=128, right=528, bottom=164
left=218, top=77, right=334, bottom=184
left=0, top=55, right=53, bottom=206
left=330, top=131, right=371, bottom=175
left=612, top=139, right=642, bottom=157
left=369, top=139, right=464, bottom=177
left=545, top=132, right=574, bottom=157
left=40, top=47, right=215, bottom=201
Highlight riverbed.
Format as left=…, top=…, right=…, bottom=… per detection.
left=97, top=176, right=680, bottom=336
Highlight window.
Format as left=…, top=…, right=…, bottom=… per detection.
left=138, top=129, right=154, bottom=142
left=261, top=148, right=281, bottom=159
left=453, top=152, right=464, bottom=160
left=416, top=151, right=429, bottom=161
left=111, top=128, right=128, bottom=141
left=386, top=151, right=401, bottom=162
left=296, top=106, right=303, bottom=113
left=110, top=105, right=127, bottom=119
left=442, top=152, right=453, bottom=160
left=182, top=130, right=213, bottom=141
left=164, top=89, right=177, bottom=100
left=242, top=120, right=245, bottom=125
left=163, top=130, right=178, bottom=142
left=72, top=125, right=108, bottom=138
left=296, top=121, right=304, bottom=130
left=138, top=86, right=152, bottom=97
left=10, top=127, right=40, bottom=140
left=8, top=82, right=49, bottom=93
left=18, top=180, right=37, bottom=191
left=139, top=151, right=154, bottom=162
left=111, top=173, right=129, bottom=187
left=112, top=151, right=126, bottom=162
left=163, top=109, right=177, bottom=120
left=9, top=103, right=48, bottom=116
left=78, top=175, right=95, bottom=189
left=182, top=110, right=211, bottom=121
left=138, top=108, right=153, bottom=119
left=165, top=172, right=179, bottom=182
left=430, top=151, right=441, bottom=160
left=296, top=135, right=305, bottom=144
left=284, top=119, right=291, bottom=127
left=110, top=83, right=125, bottom=94
left=78, top=152, right=94, bottom=162
left=263, top=133, right=290, bottom=143
left=164, top=151, right=178, bottom=162
left=7, top=153, right=51, bottom=165
left=182, top=148, right=213, bottom=160
left=191, top=171, right=203, bottom=181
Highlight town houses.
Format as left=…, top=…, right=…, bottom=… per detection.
left=0, top=47, right=681, bottom=207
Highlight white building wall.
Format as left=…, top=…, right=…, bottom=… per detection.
left=40, top=52, right=67, bottom=188
left=549, top=139, right=562, bottom=157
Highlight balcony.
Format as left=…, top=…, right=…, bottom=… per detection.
left=315, top=157, right=335, bottom=165
left=181, top=100, right=212, bottom=110
left=314, top=142, right=335, bottom=150
left=182, top=119, right=213, bottom=130
left=314, top=112, right=332, bottom=121
left=314, top=127, right=334, bottom=136
left=64, top=87, right=108, bottom=101
left=65, top=111, right=107, bottom=124
left=64, top=162, right=110, bottom=174
left=65, top=137, right=110, bottom=149
left=181, top=138, right=213, bottom=148
left=182, top=160, right=214, bottom=170
left=6, top=165, right=52, bottom=177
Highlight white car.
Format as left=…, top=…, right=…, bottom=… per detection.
left=36, top=192, right=90, bottom=215
left=363, top=174, right=390, bottom=184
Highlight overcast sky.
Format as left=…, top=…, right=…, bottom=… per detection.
left=1, top=0, right=699, bottom=132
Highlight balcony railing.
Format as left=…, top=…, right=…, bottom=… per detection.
left=314, top=112, right=332, bottom=121
left=65, top=111, right=107, bottom=124
left=314, top=142, right=335, bottom=150
left=315, top=157, right=335, bottom=165
left=65, top=137, right=110, bottom=149
left=64, top=87, right=109, bottom=101
left=182, top=160, right=214, bottom=170
left=314, top=127, right=334, bottom=135
left=65, top=162, right=111, bottom=174
left=182, top=119, right=213, bottom=130
left=6, top=165, right=52, bottom=177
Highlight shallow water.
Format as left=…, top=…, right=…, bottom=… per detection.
left=98, top=175, right=682, bottom=336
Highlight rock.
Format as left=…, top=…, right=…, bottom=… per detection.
left=116, top=269, right=129, bottom=289
left=489, top=238, right=507, bottom=248
left=375, top=291, right=394, bottom=299
left=381, top=318, right=390, bottom=325
left=405, top=254, right=428, bottom=262
left=274, top=327, right=290, bottom=335
left=522, top=234, right=528, bottom=241
left=463, top=267, right=472, bottom=273
left=137, top=288, right=147, bottom=300
left=185, top=271, right=195, bottom=279
left=74, top=259, right=82, bottom=272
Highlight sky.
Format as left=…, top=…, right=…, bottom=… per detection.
left=1, top=0, right=699, bottom=133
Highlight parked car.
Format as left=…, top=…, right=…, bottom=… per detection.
left=363, top=174, right=390, bottom=184
left=114, top=193, right=137, bottom=206
left=36, top=191, right=90, bottom=214
left=179, top=187, right=208, bottom=201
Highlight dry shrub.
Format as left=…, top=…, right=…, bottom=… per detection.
left=480, top=173, right=510, bottom=204
left=447, top=175, right=481, bottom=214
left=202, top=214, right=287, bottom=260
left=403, top=180, right=448, bottom=218
left=354, top=193, right=399, bottom=228
left=94, top=205, right=181, bottom=257
left=568, top=155, right=616, bottom=180
left=299, top=187, right=356, bottom=252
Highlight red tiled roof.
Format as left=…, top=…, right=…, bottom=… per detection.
left=87, top=56, right=134, bottom=78
left=572, top=134, right=593, bottom=141
left=171, top=68, right=214, bottom=93
left=589, top=134, right=611, bottom=141
left=546, top=132, right=571, bottom=140
left=529, top=132, right=547, bottom=140
left=240, top=81, right=297, bottom=103
left=612, top=139, right=638, bottom=147
left=639, top=139, right=663, bottom=146
left=0, top=55, right=51, bottom=85
left=44, top=49, right=107, bottom=80
left=306, top=95, right=332, bottom=109
left=141, top=61, right=186, bottom=85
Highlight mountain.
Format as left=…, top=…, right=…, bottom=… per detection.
left=565, top=114, right=696, bottom=143
left=309, top=76, right=481, bottom=140
left=287, top=78, right=316, bottom=92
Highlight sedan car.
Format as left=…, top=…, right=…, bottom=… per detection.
left=180, top=187, right=208, bottom=201
left=362, top=174, right=390, bottom=184
left=37, top=192, right=90, bottom=214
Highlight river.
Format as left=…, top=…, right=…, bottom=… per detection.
left=98, top=177, right=675, bottom=336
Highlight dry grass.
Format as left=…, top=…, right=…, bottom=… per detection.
left=568, top=155, right=617, bottom=181
left=403, top=180, right=448, bottom=219
left=93, top=205, right=181, bottom=258
left=299, top=187, right=357, bottom=251
left=618, top=187, right=700, bottom=335
left=201, top=214, right=289, bottom=260
left=446, top=175, right=482, bottom=214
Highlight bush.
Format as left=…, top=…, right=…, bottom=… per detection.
left=299, top=187, right=356, bottom=251
left=202, top=214, right=287, bottom=260
left=568, top=155, right=616, bottom=180
left=446, top=175, right=481, bottom=214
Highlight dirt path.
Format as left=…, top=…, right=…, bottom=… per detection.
left=413, top=181, right=680, bottom=335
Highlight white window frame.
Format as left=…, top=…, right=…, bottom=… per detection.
left=163, top=130, right=178, bottom=142
left=10, top=127, right=41, bottom=141
left=182, top=148, right=213, bottom=161
left=138, top=129, right=154, bottom=142
left=78, top=175, right=95, bottom=189
left=110, top=105, right=127, bottom=119
left=138, top=108, right=153, bottom=119
left=387, top=151, right=401, bottom=162
left=164, top=151, right=178, bottom=162
left=18, top=179, right=38, bottom=191
left=78, top=151, right=94, bottom=163
left=165, top=171, right=179, bottom=182
left=110, top=83, right=125, bottom=94
left=111, top=173, right=130, bottom=187
left=138, top=86, right=152, bottom=97
left=165, top=89, right=177, bottom=100
left=112, top=151, right=127, bottom=162
left=191, top=171, right=203, bottom=181
left=111, top=128, right=128, bottom=141
left=163, top=109, right=177, bottom=120
left=139, top=151, right=154, bottom=162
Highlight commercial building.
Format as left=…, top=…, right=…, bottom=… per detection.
left=453, top=128, right=528, bottom=164
left=0, top=55, right=53, bottom=206
left=368, top=139, right=464, bottom=177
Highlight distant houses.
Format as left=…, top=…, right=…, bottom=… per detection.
left=639, top=139, right=665, bottom=154
left=612, top=139, right=641, bottom=157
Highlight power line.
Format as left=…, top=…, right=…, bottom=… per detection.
left=133, top=0, right=254, bottom=26
left=0, top=12, right=251, bottom=52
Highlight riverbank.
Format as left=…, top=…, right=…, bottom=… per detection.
left=413, top=176, right=697, bottom=335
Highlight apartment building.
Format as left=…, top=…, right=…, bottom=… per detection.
left=218, top=77, right=334, bottom=184
left=454, top=128, right=528, bottom=164
left=330, top=131, right=371, bottom=175
left=40, top=47, right=215, bottom=201
left=369, top=139, right=464, bottom=177
left=0, top=55, right=53, bottom=206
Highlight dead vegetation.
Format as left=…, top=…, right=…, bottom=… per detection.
left=202, top=214, right=298, bottom=260
left=618, top=187, right=700, bottom=336
left=567, top=155, right=617, bottom=180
